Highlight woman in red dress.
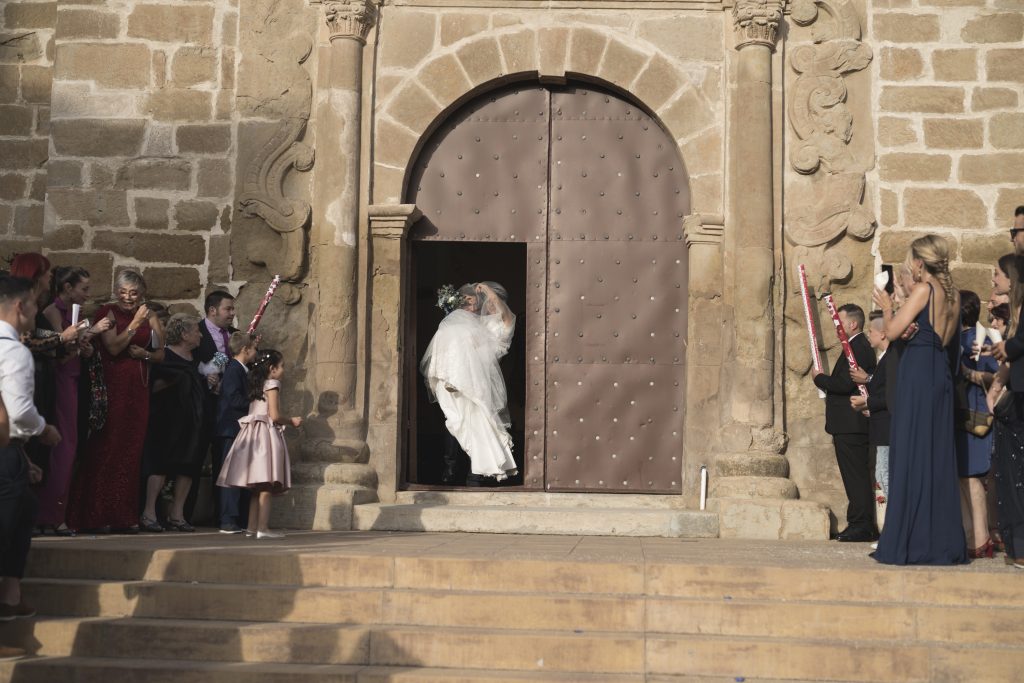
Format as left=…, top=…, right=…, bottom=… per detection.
left=68, top=270, right=164, bottom=532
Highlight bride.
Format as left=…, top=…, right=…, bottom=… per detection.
left=420, top=282, right=518, bottom=483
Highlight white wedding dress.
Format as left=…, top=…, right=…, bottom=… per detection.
left=420, top=309, right=518, bottom=480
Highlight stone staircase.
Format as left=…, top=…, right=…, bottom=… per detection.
left=353, top=491, right=720, bottom=538
left=1, top=533, right=1023, bottom=682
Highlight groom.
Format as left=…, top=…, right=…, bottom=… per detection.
left=814, top=303, right=878, bottom=542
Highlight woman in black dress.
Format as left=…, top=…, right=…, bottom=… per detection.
left=139, top=314, right=207, bottom=532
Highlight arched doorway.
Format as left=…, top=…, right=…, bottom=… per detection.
left=404, top=80, right=691, bottom=493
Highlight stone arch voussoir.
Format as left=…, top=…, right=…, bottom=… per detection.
left=374, top=25, right=720, bottom=207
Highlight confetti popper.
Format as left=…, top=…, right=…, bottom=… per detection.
left=247, top=275, right=281, bottom=334
left=823, top=293, right=869, bottom=400
left=798, top=265, right=826, bottom=399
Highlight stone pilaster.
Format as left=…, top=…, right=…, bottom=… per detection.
left=306, top=0, right=377, bottom=454
left=367, top=204, right=421, bottom=502
left=715, top=1, right=829, bottom=539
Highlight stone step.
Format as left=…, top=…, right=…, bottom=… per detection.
left=0, top=657, right=645, bottom=683
left=5, top=617, right=1022, bottom=681
left=271, top=483, right=377, bottom=531
left=395, top=491, right=692, bottom=509
left=23, top=543, right=1024, bottom=607
left=19, top=578, right=1024, bottom=647
left=352, top=503, right=719, bottom=538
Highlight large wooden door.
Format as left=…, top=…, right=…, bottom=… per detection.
left=406, top=81, right=690, bottom=493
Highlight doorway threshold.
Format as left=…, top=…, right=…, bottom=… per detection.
left=352, top=491, right=718, bottom=538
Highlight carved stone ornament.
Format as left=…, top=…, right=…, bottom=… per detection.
left=683, top=213, right=725, bottom=248
left=784, top=0, right=875, bottom=291
left=732, top=0, right=785, bottom=49
left=238, top=33, right=315, bottom=290
left=325, top=0, right=378, bottom=43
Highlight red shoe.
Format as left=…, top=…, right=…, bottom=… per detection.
left=969, top=539, right=995, bottom=559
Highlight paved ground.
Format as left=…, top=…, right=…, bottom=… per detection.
left=28, top=529, right=1021, bottom=573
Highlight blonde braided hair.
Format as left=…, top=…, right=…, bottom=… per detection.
left=909, top=234, right=956, bottom=313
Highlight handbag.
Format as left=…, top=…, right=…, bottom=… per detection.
left=955, top=375, right=993, bottom=437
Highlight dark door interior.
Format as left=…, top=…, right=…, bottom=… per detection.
left=407, top=241, right=526, bottom=486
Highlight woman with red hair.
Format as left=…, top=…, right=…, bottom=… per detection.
left=9, top=254, right=77, bottom=516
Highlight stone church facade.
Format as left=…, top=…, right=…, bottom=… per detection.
left=1, top=0, right=1021, bottom=538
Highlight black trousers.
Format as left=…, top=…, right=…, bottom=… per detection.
left=0, top=444, right=36, bottom=579
left=833, top=433, right=876, bottom=531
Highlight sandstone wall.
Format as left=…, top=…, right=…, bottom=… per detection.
left=0, top=1, right=53, bottom=256
left=871, top=3, right=1024, bottom=291
left=2, top=0, right=240, bottom=311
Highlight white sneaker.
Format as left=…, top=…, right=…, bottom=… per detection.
left=244, top=529, right=256, bottom=537
left=256, top=530, right=285, bottom=540
left=870, top=542, right=878, bottom=550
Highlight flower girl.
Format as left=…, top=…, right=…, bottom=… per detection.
left=216, top=349, right=302, bottom=539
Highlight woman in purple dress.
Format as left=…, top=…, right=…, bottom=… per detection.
left=36, top=267, right=111, bottom=535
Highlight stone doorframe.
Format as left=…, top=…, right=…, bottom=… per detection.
left=365, top=23, right=724, bottom=502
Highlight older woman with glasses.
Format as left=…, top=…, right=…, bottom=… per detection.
left=68, top=270, right=164, bottom=533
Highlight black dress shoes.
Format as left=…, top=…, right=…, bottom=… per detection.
left=836, top=526, right=880, bottom=543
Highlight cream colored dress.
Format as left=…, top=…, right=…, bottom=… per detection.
left=216, top=379, right=291, bottom=494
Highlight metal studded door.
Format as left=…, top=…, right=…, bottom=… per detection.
left=406, top=81, right=690, bottom=493
left=544, top=89, right=689, bottom=493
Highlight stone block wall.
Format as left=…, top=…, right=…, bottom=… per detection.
left=2, top=0, right=239, bottom=310
left=0, top=1, right=54, bottom=252
left=871, top=2, right=1024, bottom=295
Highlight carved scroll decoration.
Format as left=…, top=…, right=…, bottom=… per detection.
left=784, top=0, right=875, bottom=292
left=238, top=33, right=315, bottom=292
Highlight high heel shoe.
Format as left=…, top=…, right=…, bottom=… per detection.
left=969, top=539, right=995, bottom=559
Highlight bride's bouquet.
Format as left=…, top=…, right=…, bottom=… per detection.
left=436, top=284, right=467, bottom=315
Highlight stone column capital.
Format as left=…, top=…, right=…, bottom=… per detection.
left=369, top=204, right=421, bottom=240
left=732, top=0, right=785, bottom=50
left=683, top=214, right=725, bottom=248
left=322, top=0, right=378, bottom=44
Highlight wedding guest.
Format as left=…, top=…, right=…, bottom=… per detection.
left=68, top=270, right=164, bottom=533
left=0, top=276, right=60, bottom=622
left=35, top=267, right=111, bottom=535
left=850, top=312, right=893, bottom=500
left=197, top=291, right=237, bottom=515
left=813, top=303, right=877, bottom=542
left=9, top=254, right=75, bottom=483
left=955, top=290, right=998, bottom=558
left=988, top=218, right=1024, bottom=568
left=140, top=314, right=207, bottom=533
left=873, top=234, right=966, bottom=565
left=214, top=332, right=258, bottom=533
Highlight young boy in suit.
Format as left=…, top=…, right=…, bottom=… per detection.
left=851, top=312, right=893, bottom=500
left=214, top=332, right=257, bottom=533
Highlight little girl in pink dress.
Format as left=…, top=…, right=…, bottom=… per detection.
left=216, top=349, right=302, bottom=539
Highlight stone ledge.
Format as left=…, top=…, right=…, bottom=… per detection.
left=712, top=498, right=830, bottom=541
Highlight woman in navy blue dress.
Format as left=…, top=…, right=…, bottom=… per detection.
left=873, top=235, right=967, bottom=565
left=955, top=290, right=999, bottom=557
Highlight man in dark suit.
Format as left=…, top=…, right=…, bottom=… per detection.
left=189, top=291, right=237, bottom=522
left=214, top=332, right=257, bottom=533
left=814, top=303, right=878, bottom=542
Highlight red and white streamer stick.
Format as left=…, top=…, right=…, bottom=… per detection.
left=798, top=265, right=826, bottom=399
left=247, top=275, right=281, bottom=334
left=822, top=293, right=869, bottom=400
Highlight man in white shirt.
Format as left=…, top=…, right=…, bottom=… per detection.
left=0, top=276, right=60, bottom=626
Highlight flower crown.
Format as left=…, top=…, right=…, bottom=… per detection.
left=436, top=284, right=468, bottom=315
